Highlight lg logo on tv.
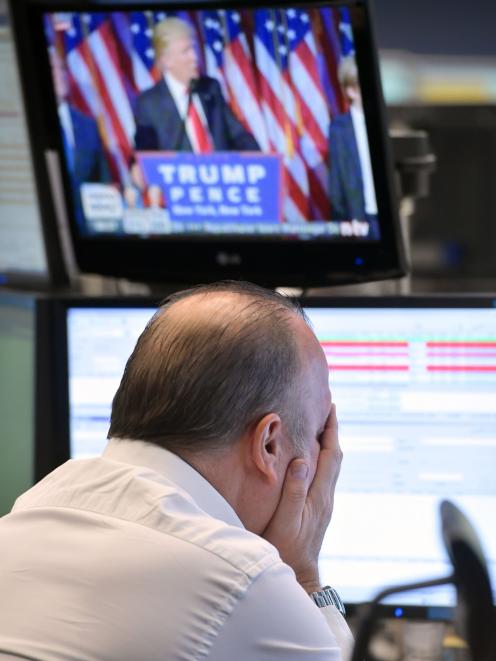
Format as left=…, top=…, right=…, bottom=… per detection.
left=216, top=252, right=242, bottom=266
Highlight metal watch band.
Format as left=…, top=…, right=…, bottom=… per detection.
left=309, top=585, right=346, bottom=615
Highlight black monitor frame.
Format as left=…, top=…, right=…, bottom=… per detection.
left=10, top=0, right=406, bottom=287
left=0, top=9, right=70, bottom=290
left=34, top=294, right=160, bottom=480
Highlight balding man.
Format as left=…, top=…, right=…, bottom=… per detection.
left=0, top=281, right=352, bottom=660
left=134, top=18, right=259, bottom=152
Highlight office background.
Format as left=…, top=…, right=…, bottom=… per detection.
left=0, top=3, right=495, bottom=658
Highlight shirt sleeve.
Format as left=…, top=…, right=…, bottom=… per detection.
left=207, top=561, right=354, bottom=660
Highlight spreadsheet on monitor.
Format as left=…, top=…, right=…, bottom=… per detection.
left=305, top=305, right=496, bottom=607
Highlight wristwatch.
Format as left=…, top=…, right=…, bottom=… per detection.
left=309, top=585, right=346, bottom=615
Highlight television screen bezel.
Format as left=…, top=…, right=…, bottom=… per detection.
left=10, top=0, right=407, bottom=287
left=0, top=8, right=70, bottom=290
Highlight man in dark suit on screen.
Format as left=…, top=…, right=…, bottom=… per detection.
left=49, top=48, right=111, bottom=232
left=134, top=17, right=259, bottom=153
left=328, top=56, right=378, bottom=230
left=50, top=48, right=110, bottom=186
left=67, top=108, right=111, bottom=184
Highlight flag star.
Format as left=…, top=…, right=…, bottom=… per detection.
left=300, top=13, right=309, bottom=22
left=287, top=9, right=296, bottom=18
left=146, top=48, right=154, bottom=60
left=265, top=19, right=274, bottom=31
left=277, top=25, right=285, bottom=33
left=287, top=28, right=296, bottom=40
left=67, top=27, right=76, bottom=38
left=82, top=13, right=91, bottom=24
left=131, top=23, right=140, bottom=34
left=213, top=40, right=223, bottom=51
left=231, top=12, right=240, bottom=22
left=279, top=44, right=287, bottom=55
left=145, top=28, right=152, bottom=38
left=341, top=24, right=353, bottom=41
left=157, top=12, right=166, bottom=21
left=206, top=18, right=220, bottom=32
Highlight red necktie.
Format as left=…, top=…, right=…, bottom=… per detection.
left=187, top=96, right=213, bottom=153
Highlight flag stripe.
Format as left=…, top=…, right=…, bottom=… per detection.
left=290, top=48, right=329, bottom=142
left=88, top=26, right=135, bottom=141
left=67, top=48, right=129, bottom=179
left=79, top=47, right=131, bottom=156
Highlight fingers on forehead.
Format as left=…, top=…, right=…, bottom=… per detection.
left=310, top=446, right=340, bottom=492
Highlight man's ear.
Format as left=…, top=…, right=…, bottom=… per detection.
left=249, top=413, right=286, bottom=484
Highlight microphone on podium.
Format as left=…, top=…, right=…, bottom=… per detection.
left=188, top=78, right=200, bottom=95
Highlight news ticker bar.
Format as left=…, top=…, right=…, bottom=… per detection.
left=88, top=215, right=374, bottom=239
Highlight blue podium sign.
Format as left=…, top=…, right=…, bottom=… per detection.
left=136, top=152, right=282, bottom=223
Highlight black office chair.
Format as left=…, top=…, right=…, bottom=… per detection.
left=351, top=500, right=495, bottom=661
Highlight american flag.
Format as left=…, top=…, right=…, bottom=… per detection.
left=286, top=8, right=330, bottom=220
left=202, top=10, right=269, bottom=151
left=52, top=12, right=135, bottom=182
left=111, top=12, right=157, bottom=95
left=317, top=8, right=348, bottom=117
left=338, top=7, right=355, bottom=57
left=254, top=9, right=310, bottom=223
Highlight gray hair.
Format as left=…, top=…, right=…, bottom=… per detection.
left=338, top=55, right=358, bottom=88
left=108, top=281, right=310, bottom=454
left=152, top=17, right=193, bottom=62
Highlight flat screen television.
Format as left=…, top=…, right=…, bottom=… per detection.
left=35, top=294, right=496, bottom=618
left=9, top=0, right=405, bottom=286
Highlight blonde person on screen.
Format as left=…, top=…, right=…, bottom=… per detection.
left=134, top=18, right=259, bottom=153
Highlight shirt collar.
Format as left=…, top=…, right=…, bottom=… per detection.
left=164, top=71, right=188, bottom=97
left=103, top=438, right=244, bottom=529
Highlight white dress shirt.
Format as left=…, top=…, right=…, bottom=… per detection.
left=0, top=439, right=353, bottom=660
left=350, top=104, right=377, bottom=215
left=58, top=100, right=75, bottom=148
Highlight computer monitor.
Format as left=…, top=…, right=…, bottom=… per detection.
left=35, top=294, right=496, bottom=618
left=35, top=297, right=157, bottom=473
left=0, top=15, right=68, bottom=288
left=10, top=0, right=405, bottom=286
left=304, top=296, right=496, bottom=617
